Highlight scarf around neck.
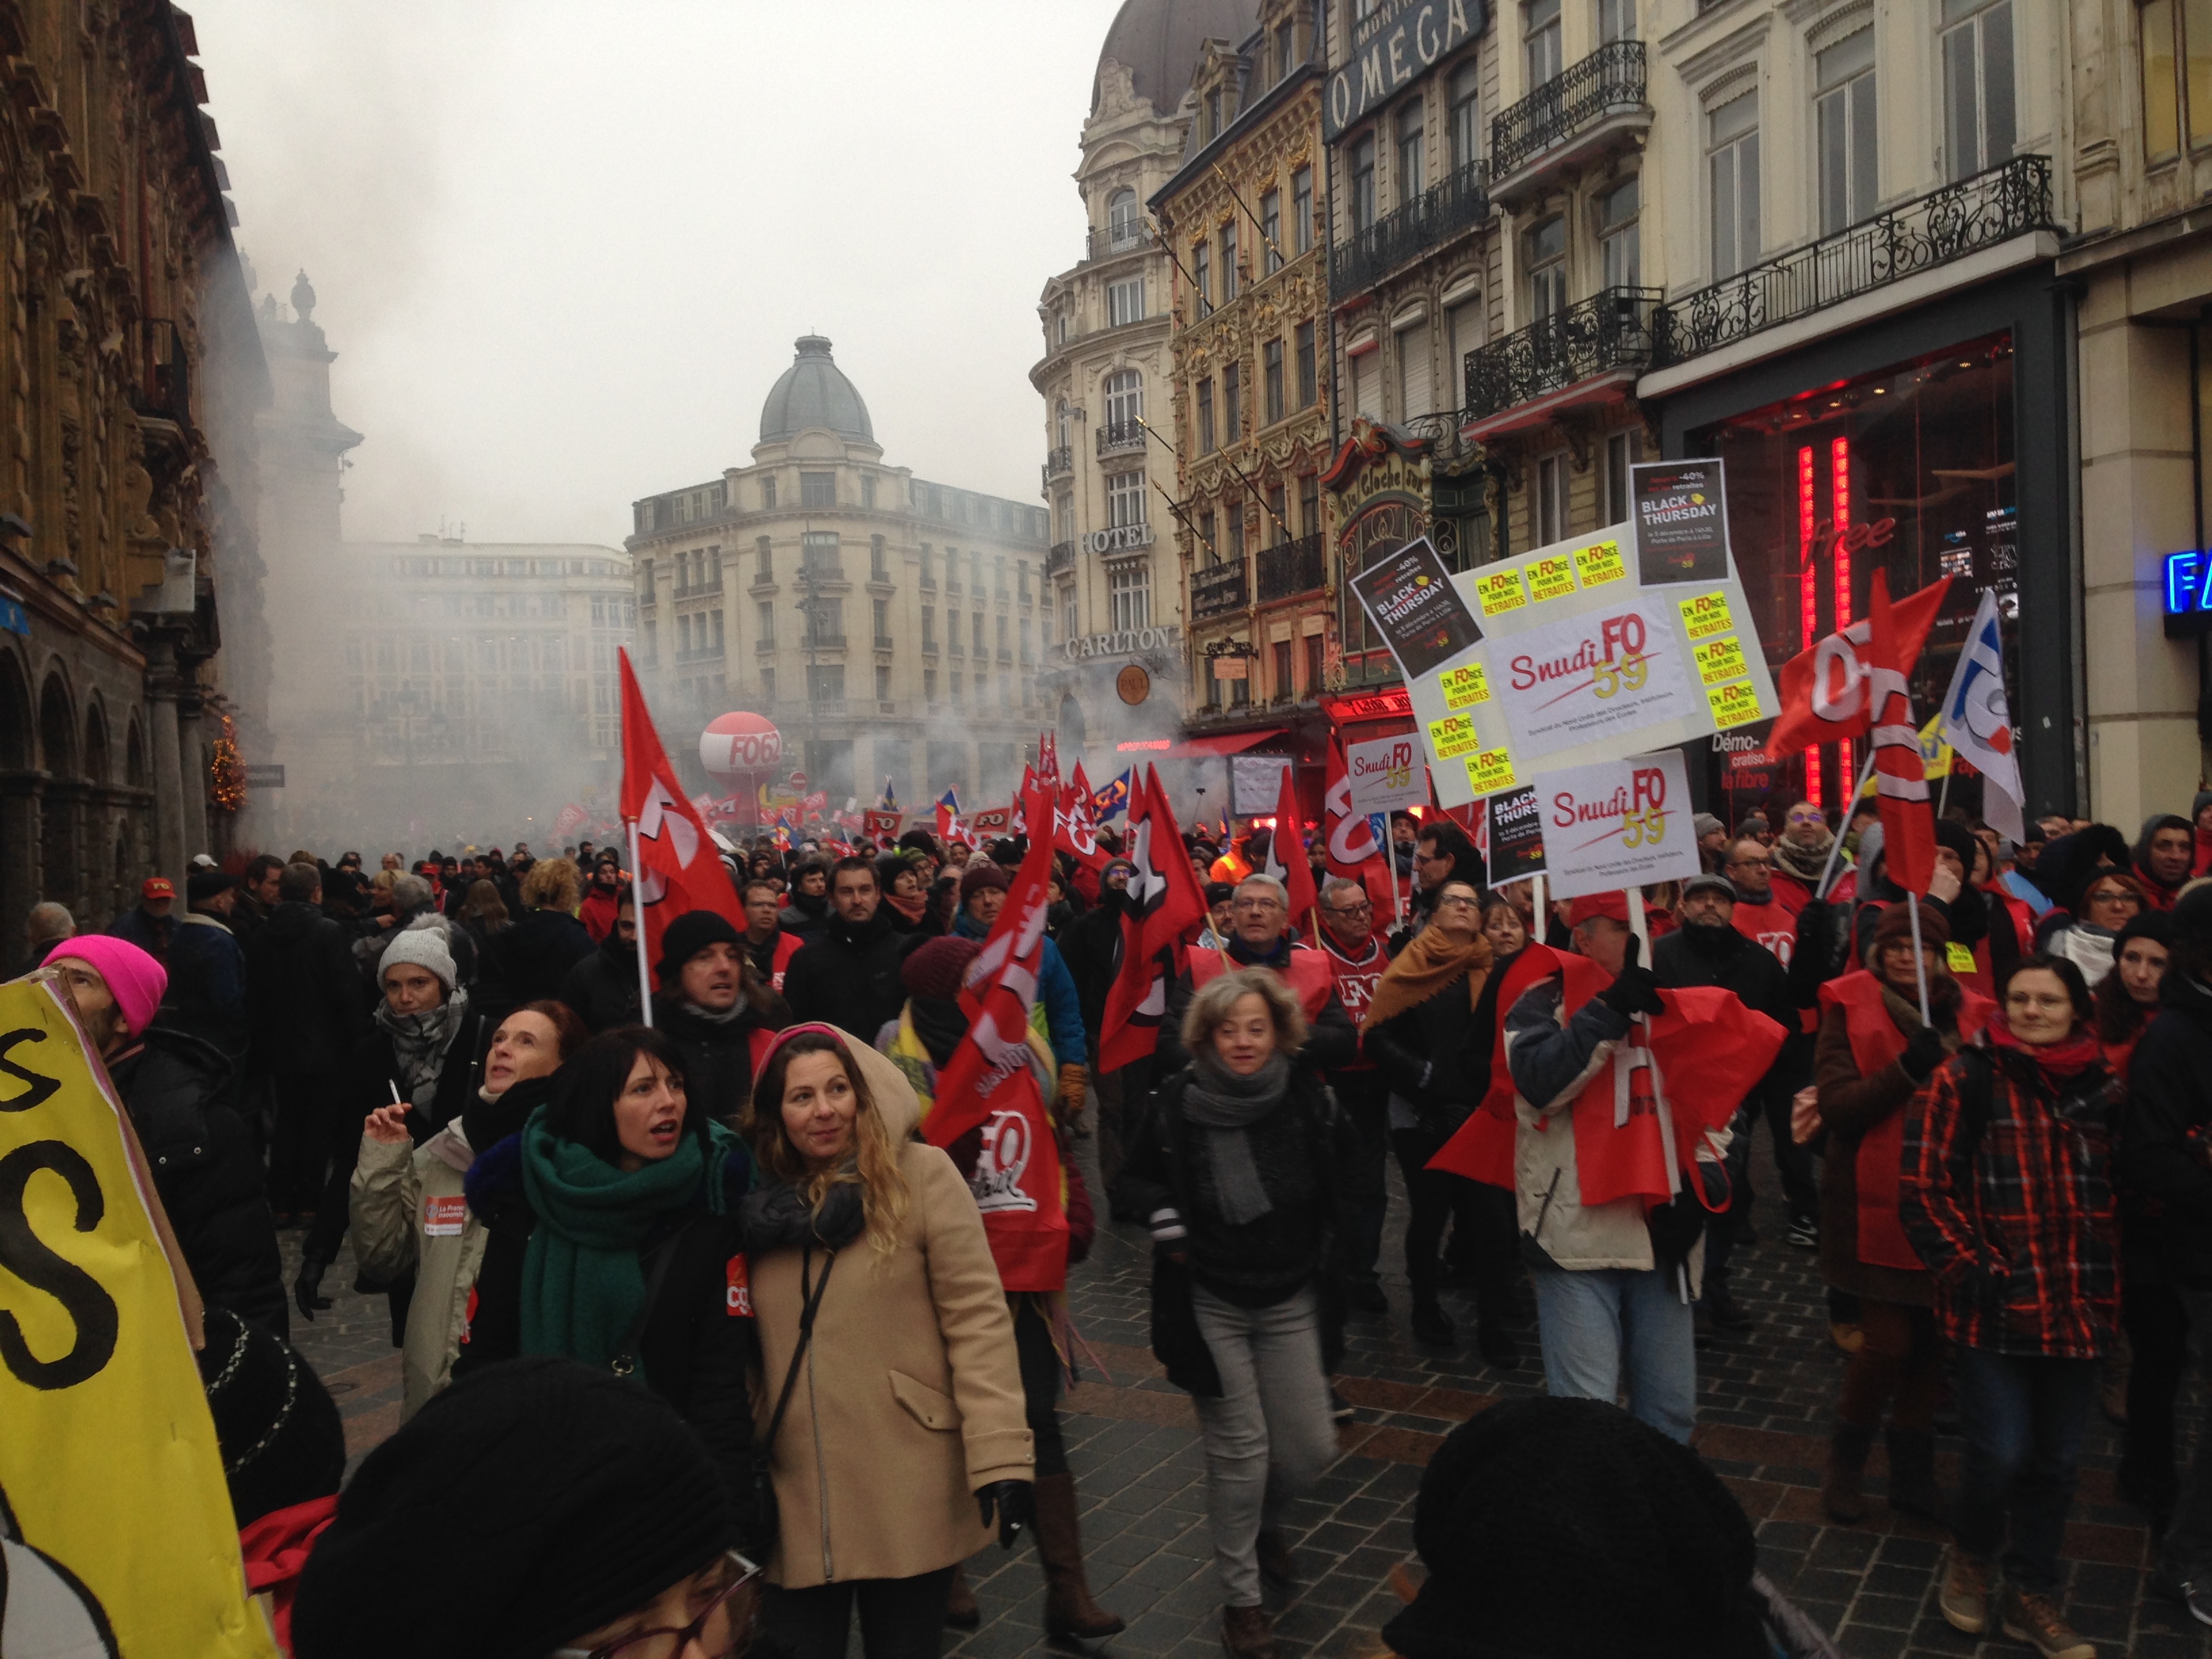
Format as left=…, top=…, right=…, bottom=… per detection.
left=1772, top=832, right=1835, bottom=886
left=375, top=987, right=470, bottom=1108
left=1987, top=1019, right=2107, bottom=1082
left=739, top=1169, right=867, bottom=1254
left=1363, top=924, right=1493, bottom=1032
left=1181, top=1050, right=1293, bottom=1226
left=518, top=1108, right=740, bottom=1377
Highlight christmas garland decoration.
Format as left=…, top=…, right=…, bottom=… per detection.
left=211, top=712, right=245, bottom=812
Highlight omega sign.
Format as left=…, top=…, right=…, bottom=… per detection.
left=1324, top=0, right=1488, bottom=142
left=1064, top=623, right=1180, bottom=662
left=1080, top=523, right=1155, bottom=555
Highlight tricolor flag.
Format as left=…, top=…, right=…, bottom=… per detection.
left=1938, top=588, right=2026, bottom=840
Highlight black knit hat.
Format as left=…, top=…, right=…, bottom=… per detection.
left=1380, top=1397, right=1769, bottom=1659
left=293, top=1358, right=733, bottom=1659
left=194, top=1307, right=346, bottom=1527
left=655, top=908, right=743, bottom=984
left=902, top=935, right=981, bottom=1000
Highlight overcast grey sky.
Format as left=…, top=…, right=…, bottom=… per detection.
left=188, top=1, right=1129, bottom=549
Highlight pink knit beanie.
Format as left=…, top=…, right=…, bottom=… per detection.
left=46, top=935, right=168, bottom=1037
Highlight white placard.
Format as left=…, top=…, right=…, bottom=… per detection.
left=1344, top=733, right=1431, bottom=814
left=1535, top=750, right=1703, bottom=901
left=1230, top=754, right=1292, bottom=817
left=1491, top=592, right=1700, bottom=757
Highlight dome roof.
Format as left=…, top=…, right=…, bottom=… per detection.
left=759, top=335, right=873, bottom=445
left=1092, top=0, right=1258, bottom=117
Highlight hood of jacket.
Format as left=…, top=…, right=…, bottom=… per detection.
left=844, top=1027, right=922, bottom=1143
left=2137, top=813, right=2193, bottom=891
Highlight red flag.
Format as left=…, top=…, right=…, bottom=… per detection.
left=1322, top=740, right=1382, bottom=880
left=1100, top=767, right=1209, bottom=1071
left=971, top=806, right=1015, bottom=838
left=1256, top=766, right=1318, bottom=936
left=922, top=792, right=1068, bottom=1290
left=618, top=649, right=744, bottom=983
left=1770, top=576, right=1950, bottom=754
left=1866, top=570, right=1938, bottom=894
left=863, top=808, right=903, bottom=840
left=1038, top=731, right=1060, bottom=785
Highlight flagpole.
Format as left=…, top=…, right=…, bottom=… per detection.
left=627, top=817, right=654, bottom=1029
left=1905, top=893, right=1933, bottom=1025
left=1385, top=834, right=1403, bottom=929
left=1815, top=748, right=1880, bottom=900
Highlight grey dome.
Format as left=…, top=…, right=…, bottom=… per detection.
left=1092, top=0, right=1258, bottom=117
left=759, top=335, right=873, bottom=445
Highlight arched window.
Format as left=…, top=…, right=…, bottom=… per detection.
left=1104, top=370, right=1143, bottom=428
left=1107, top=188, right=1141, bottom=249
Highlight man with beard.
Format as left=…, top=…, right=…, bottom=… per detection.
left=650, top=910, right=790, bottom=1126
left=777, top=859, right=832, bottom=941
left=1317, top=877, right=1392, bottom=1313
left=1652, top=872, right=1802, bottom=1329
left=1722, top=837, right=1801, bottom=968
left=1767, top=800, right=1835, bottom=914
left=2135, top=813, right=2195, bottom=912
left=781, top=856, right=922, bottom=1038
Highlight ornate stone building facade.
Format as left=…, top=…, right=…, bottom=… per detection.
left=0, top=1, right=264, bottom=934
left=1155, top=4, right=1334, bottom=735
left=630, top=336, right=1049, bottom=809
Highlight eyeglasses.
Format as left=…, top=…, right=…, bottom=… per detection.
left=1324, top=901, right=1372, bottom=916
left=1786, top=810, right=1825, bottom=826
left=554, top=1551, right=761, bottom=1659
left=1727, top=855, right=1771, bottom=869
left=2086, top=885, right=2141, bottom=910
left=1435, top=895, right=1481, bottom=910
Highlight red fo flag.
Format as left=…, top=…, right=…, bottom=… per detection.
left=618, top=649, right=744, bottom=977
left=863, top=808, right=903, bottom=840
left=1100, top=767, right=1208, bottom=1071
left=970, top=806, right=1015, bottom=839
left=1771, top=575, right=1950, bottom=755
left=1322, top=739, right=1383, bottom=880
left=923, top=793, right=1069, bottom=1291
left=1866, top=571, right=1938, bottom=894
left=1255, top=765, right=1318, bottom=936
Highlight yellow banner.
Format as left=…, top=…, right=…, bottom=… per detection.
left=1853, top=714, right=1953, bottom=792
left=0, top=978, right=277, bottom=1658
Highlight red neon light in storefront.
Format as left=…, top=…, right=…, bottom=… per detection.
left=1797, top=443, right=1822, bottom=806
left=1830, top=434, right=1853, bottom=787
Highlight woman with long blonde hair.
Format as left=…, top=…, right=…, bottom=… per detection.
left=739, top=1023, right=1032, bottom=1659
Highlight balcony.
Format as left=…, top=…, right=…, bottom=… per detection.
left=1191, top=559, right=1249, bottom=621
left=874, top=634, right=895, bottom=651
left=1330, top=163, right=1490, bottom=305
left=797, top=562, right=846, bottom=583
left=1043, top=445, right=1073, bottom=485
left=1086, top=222, right=1157, bottom=261
left=1462, top=286, right=1660, bottom=439
left=1399, top=409, right=1481, bottom=468
left=1649, top=155, right=2056, bottom=379
left=755, top=638, right=775, bottom=653
left=1096, top=419, right=1147, bottom=458
left=1255, top=534, right=1327, bottom=602
left=1489, top=41, right=1647, bottom=209
left=1046, top=540, right=1076, bottom=577
left=996, top=647, right=1012, bottom=663
left=803, top=633, right=847, bottom=650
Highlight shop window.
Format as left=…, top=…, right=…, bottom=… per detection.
left=1294, top=166, right=1315, bottom=253
left=1597, top=177, right=1641, bottom=289
left=1708, top=91, right=1761, bottom=279
left=1525, top=216, right=1568, bottom=321
left=1399, top=319, right=1433, bottom=419
left=1397, top=102, right=1426, bottom=202
left=1525, top=0, right=1562, bottom=86
left=1535, top=453, right=1569, bottom=546
left=1351, top=136, right=1377, bottom=232
left=1450, top=60, right=1481, bottom=173
left=1816, top=29, right=1879, bottom=234
left=1598, top=0, right=1636, bottom=43
left=1262, top=190, right=1283, bottom=273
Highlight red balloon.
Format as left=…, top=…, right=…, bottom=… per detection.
left=699, top=712, right=783, bottom=787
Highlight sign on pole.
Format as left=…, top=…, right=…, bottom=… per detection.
left=1534, top=750, right=1702, bottom=900
left=1343, top=732, right=1431, bottom=815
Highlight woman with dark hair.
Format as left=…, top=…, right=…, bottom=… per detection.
left=1905, top=955, right=2121, bottom=1655
left=875, top=852, right=937, bottom=936
left=456, top=1026, right=756, bottom=1490
left=739, top=1023, right=1031, bottom=1659
left=2095, top=911, right=2171, bottom=1072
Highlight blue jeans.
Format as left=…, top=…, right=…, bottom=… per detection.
left=1952, top=1346, right=2099, bottom=1593
left=1530, top=1264, right=1697, bottom=1443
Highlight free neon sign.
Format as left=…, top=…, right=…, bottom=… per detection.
left=2163, top=550, right=2212, bottom=637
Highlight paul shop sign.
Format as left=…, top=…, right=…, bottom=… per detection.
left=1324, top=0, right=1488, bottom=142
left=1537, top=750, right=1702, bottom=901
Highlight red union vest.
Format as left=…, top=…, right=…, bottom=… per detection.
left=1818, top=970, right=1994, bottom=1272
left=1189, top=943, right=1337, bottom=1025
left=1317, top=930, right=1388, bottom=1069
left=765, top=931, right=803, bottom=993
left=1730, top=899, right=1798, bottom=968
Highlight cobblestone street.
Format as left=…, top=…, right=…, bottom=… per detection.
left=289, top=1128, right=2212, bottom=1659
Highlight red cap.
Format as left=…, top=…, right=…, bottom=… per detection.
left=1565, top=891, right=1630, bottom=928
left=140, top=876, right=175, bottom=899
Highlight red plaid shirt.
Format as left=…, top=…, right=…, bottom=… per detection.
left=1900, top=1029, right=2122, bottom=1359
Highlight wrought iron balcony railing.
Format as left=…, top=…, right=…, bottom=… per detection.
left=1046, top=540, right=1077, bottom=576
left=1044, top=445, right=1072, bottom=482
left=1255, top=534, right=1327, bottom=602
left=1086, top=222, right=1157, bottom=260
left=1190, top=559, right=1249, bottom=621
left=1465, top=287, right=1660, bottom=421
left=1399, top=409, right=1479, bottom=465
left=1097, top=419, right=1147, bottom=457
left=1330, top=162, right=1490, bottom=302
left=1651, top=155, right=2055, bottom=367
left=1490, top=41, right=1645, bottom=183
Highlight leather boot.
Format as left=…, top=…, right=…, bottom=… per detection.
left=1822, top=1422, right=1876, bottom=1523
left=1033, top=1472, right=1124, bottom=1639
left=1885, top=1427, right=1948, bottom=1525
left=943, top=1561, right=979, bottom=1630
left=1221, top=1604, right=1279, bottom=1659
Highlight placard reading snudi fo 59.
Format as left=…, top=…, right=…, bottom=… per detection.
left=1536, top=750, right=1703, bottom=901
left=1407, top=459, right=1778, bottom=806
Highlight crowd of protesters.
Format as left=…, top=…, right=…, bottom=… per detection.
left=22, top=786, right=2212, bottom=1659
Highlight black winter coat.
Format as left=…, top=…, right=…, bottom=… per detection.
left=108, top=1027, right=288, bottom=1340
left=456, top=1132, right=756, bottom=1498
left=495, top=908, right=594, bottom=1005
left=653, top=982, right=791, bottom=1130
left=561, top=930, right=645, bottom=1032
left=1366, top=966, right=1500, bottom=1135
left=2116, top=970, right=2212, bottom=1288
left=246, top=901, right=368, bottom=1078
left=781, top=906, right=920, bottom=1039
left=1655, top=920, right=1805, bottom=1082
left=1059, top=890, right=1130, bottom=1058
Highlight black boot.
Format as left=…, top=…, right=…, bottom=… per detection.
left=1412, top=1294, right=1456, bottom=1351
left=1823, top=1422, right=1876, bottom=1523
left=1884, top=1427, right=1948, bottom=1525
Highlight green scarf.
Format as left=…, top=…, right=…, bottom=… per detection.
left=517, top=1107, right=741, bottom=1378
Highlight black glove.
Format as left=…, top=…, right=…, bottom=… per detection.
left=977, top=1479, right=1034, bottom=1549
left=293, top=1258, right=333, bottom=1321
left=1595, top=935, right=1664, bottom=1020
left=1898, top=1026, right=1947, bottom=1083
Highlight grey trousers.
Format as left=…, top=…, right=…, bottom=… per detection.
left=1189, top=1282, right=1338, bottom=1605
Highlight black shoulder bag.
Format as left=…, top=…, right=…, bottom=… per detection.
left=739, top=1245, right=837, bottom=1555
left=609, top=1239, right=681, bottom=1379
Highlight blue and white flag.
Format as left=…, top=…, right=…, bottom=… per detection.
left=1937, top=588, right=2025, bottom=840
